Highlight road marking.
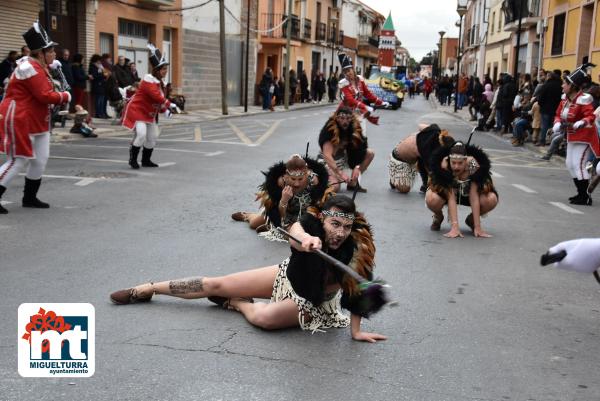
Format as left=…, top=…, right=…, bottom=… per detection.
left=491, top=162, right=563, bottom=170
left=206, top=151, right=225, bottom=157
left=312, top=112, right=320, bottom=116
left=511, top=184, right=537, bottom=194
left=549, top=202, right=584, bottom=215
left=0, top=200, right=14, bottom=205
left=158, top=162, right=176, bottom=168
left=491, top=171, right=504, bottom=178
left=194, top=126, right=202, bottom=142
left=52, top=143, right=220, bottom=155
left=50, top=156, right=126, bottom=164
left=227, top=121, right=253, bottom=145
left=74, top=178, right=97, bottom=186
left=255, top=120, right=282, bottom=145
left=289, top=116, right=297, bottom=120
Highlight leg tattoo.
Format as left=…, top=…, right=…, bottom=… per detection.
left=168, top=277, right=205, bottom=294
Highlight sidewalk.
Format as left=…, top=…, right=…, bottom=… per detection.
left=51, top=101, right=335, bottom=142
left=428, top=96, right=560, bottom=159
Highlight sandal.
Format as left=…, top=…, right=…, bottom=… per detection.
left=231, top=212, right=249, bottom=222
left=208, top=296, right=254, bottom=311
left=110, top=282, right=155, bottom=305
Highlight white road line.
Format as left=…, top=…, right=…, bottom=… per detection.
left=549, top=202, right=584, bottom=215
left=511, top=184, right=537, bottom=194
left=0, top=200, right=14, bottom=205
left=158, top=162, right=176, bottom=168
left=75, top=178, right=97, bottom=186
left=52, top=143, right=220, bottom=155
left=50, top=156, right=126, bottom=164
left=206, top=151, right=225, bottom=157
left=255, top=120, right=282, bottom=145
left=194, top=126, right=202, bottom=142
left=227, top=121, right=253, bottom=145
left=491, top=171, right=504, bottom=178
left=289, top=116, right=297, bottom=120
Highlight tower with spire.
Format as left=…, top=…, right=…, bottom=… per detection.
left=378, top=12, right=396, bottom=67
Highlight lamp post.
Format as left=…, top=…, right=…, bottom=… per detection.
left=455, top=0, right=467, bottom=113
left=511, top=0, right=524, bottom=79
left=438, top=29, right=446, bottom=79
left=329, top=15, right=338, bottom=75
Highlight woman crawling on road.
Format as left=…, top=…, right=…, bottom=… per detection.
left=110, top=195, right=387, bottom=343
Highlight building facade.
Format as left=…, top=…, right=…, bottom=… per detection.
left=441, top=37, right=459, bottom=77
left=485, top=0, right=513, bottom=83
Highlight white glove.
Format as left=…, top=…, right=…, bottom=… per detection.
left=365, top=106, right=374, bottom=114
left=163, top=109, right=172, bottom=119
left=381, top=101, right=390, bottom=108
left=169, top=103, right=177, bottom=110
left=48, top=60, right=61, bottom=70
left=552, top=122, right=562, bottom=133
left=573, top=120, right=586, bottom=129
left=63, top=91, right=71, bottom=103
left=548, top=238, right=600, bottom=273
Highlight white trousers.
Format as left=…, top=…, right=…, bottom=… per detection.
left=0, top=132, right=50, bottom=187
left=566, top=142, right=592, bottom=180
left=132, top=122, right=159, bottom=149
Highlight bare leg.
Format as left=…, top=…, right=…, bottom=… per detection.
left=426, top=189, right=446, bottom=213
left=479, top=192, right=498, bottom=214
left=359, top=148, right=375, bottom=173
left=134, top=265, right=279, bottom=300
left=230, top=298, right=300, bottom=330
left=248, top=214, right=266, bottom=230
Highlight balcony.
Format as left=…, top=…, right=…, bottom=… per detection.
left=328, top=26, right=338, bottom=43
left=502, top=0, right=542, bottom=31
left=303, top=18, right=311, bottom=40
left=316, top=22, right=326, bottom=41
left=260, top=13, right=300, bottom=40
left=338, top=30, right=344, bottom=45
left=357, top=35, right=379, bottom=59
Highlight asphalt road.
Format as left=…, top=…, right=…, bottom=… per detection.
left=1, top=97, right=599, bottom=401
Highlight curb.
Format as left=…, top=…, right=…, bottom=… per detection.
left=50, top=101, right=334, bottom=142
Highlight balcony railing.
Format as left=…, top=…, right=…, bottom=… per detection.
left=260, top=13, right=300, bottom=40
left=502, top=0, right=541, bottom=24
left=303, top=18, right=311, bottom=40
left=316, top=22, right=326, bottom=41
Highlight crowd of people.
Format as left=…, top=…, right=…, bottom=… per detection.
left=258, top=67, right=342, bottom=111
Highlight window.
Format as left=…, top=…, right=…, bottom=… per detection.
left=491, top=12, right=495, bottom=34
left=498, top=13, right=501, bottom=32
left=118, top=19, right=149, bottom=38
left=551, top=13, right=566, bottom=56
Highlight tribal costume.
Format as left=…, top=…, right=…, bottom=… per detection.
left=255, top=157, right=329, bottom=241
left=429, top=143, right=497, bottom=206
left=318, top=112, right=368, bottom=174
left=271, top=209, right=376, bottom=332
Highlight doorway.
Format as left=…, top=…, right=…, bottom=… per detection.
left=577, top=4, right=594, bottom=65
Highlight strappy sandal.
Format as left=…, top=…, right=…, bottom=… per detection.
left=207, top=296, right=254, bottom=311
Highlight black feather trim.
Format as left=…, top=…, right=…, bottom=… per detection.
left=305, top=157, right=329, bottom=204
left=259, top=161, right=286, bottom=227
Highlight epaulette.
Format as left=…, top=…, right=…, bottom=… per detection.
left=143, top=74, right=160, bottom=84
left=338, top=78, right=350, bottom=89
left=576, top=93, right=594, bottom=105
left=15, top=58, right=37, bottom=80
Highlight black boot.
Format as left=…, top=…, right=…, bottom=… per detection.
left=141, top=147, right=158, bottom=167
left=568, top=178, right=579, bottom=201
left=570, top=179, right=592, bottom=205
left=0, top=185, right=7, bottom=214
left=129, top=145, right=140, bottom=169
left=22, top=178, right=49, bottom=208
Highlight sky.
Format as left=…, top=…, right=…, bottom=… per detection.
left=359, top=0, right=460, bottom=61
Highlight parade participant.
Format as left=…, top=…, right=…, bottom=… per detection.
left=426, top=141, right=498, bottom=238
left=111, top=195, right=387, bottom=342
left=0, top=21, right=71, bottom=214
left=231, top=154, right=329, bottom=241
left=553, top=65, right=600, bottom=205
left=389, top=123, right=454, bottom=194
left=588, top=159, right=600, bottom=194
left=337, top=53, right=388, bottom=130
left=122, top=43, right=176, bottom=169
left=318, top=106, right=373, bottom=193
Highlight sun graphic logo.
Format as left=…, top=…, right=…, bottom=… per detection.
left=18, top=303, right=95, bottom=377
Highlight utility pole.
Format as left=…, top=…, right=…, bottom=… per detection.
left=512, top=0, right=523, bottom=80
left=219, top=0, right=228, bottom=115
left=284, top=0, right=293, bottom=110
left=244, top=0, right=250, bottom=112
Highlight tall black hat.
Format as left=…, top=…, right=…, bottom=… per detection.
left=147, top=43, right=168, bottom=69
left=567, top=62, right=596, bottom=87
left=338, top=52, right=353, bottom=70
left=22, top=21, right=58, bottom=51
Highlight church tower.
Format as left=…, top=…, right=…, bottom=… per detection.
left=378, top=12, right=396, bottom=67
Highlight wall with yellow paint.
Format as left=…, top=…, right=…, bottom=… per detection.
left=564, top=8, right=581, bottom=54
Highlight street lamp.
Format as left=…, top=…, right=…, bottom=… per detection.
left=329, top=14, right=338, bottom=75
left=438, top=29, right=446, bottom=79
left=507, top=0, right=524, bottom=79
left=455, top=0, right=467, bottom=113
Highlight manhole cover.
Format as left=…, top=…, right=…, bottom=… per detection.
left=75, top=171, right=134, bottom=179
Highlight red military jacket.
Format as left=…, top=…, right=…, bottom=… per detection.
left=0, top=57, right=70, bottom=158
left=554, top=91, right=600, bottom=157
left=338, top=75, right=382, bottom=114
left=122, top=74, right=171, bottom=130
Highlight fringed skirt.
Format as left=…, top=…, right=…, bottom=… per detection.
left=270, top=258, right=350, bottom=333
left=388, top=154, right=418, bottom=190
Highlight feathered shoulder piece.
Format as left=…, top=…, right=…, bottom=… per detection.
left=305, top=157, right=330, bottom=206
left=343, top=213, right=375, bottom=296
left=576, top=93, right=594, bottom=105
left=338, top=78, right=350, bottom=88
left=256, top=161, right=286, bottom=224
left=429, top=144, right=494, bottom=195
left=429, top=145, right=454, bottom=194
left=318, top=115, right=365, bottom=151
left=15, top=57, right=37, bottom=80
left=467, top=144, right=493, bottom=187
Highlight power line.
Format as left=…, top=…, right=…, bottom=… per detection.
left=111, top=0, right=214, bottom=12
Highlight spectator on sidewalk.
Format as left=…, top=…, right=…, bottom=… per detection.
left=423, top=77, right=433, bottom=100
left=469, top=77, right=484, bottom=121
left=129, top=62, right=140, bottom=82
left=113, top=56, right=135, bottom=88
left=89, top=54, right=108, bottom=118
left=315, top=71, right=326, bottom=103
left=300, top=70, right=309, bottom=103
left=530, top=100, right=541, bottom=144
left=20, top=46, right=30, bottom=58
left=0, top=51, right=18, bottom=88
left=289, top=69, right=298, bottom=105
left=457, top=74, right=468, bottom=109
left=166, top=83, right=186, bottom=112
left=310, top=69, right=317, bottom=103
left=327, top=71, right=338, bottom=103
left=259, top=67, right=274, bottom=111
left=58, top=49, right=74, bottom=89
left=511, top=90, right=533, bottom=146
left=500, top=74, right=517, bottom=133
left=71, top=53, right=89, bottom=108
left=535, top=70, right=562, bottom=146
left=493, top=76, right=505, bottom=131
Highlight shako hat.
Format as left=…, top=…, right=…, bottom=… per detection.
left=567, top=62, right=596, bottom=87
left=338, top=52, right=353, bottom=70
left=22, top=20, right=58, bottom=51
left=147, top=43, right=168, bottom=69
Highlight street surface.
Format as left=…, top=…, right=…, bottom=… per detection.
left=1, top=96, right=599, bottom=401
